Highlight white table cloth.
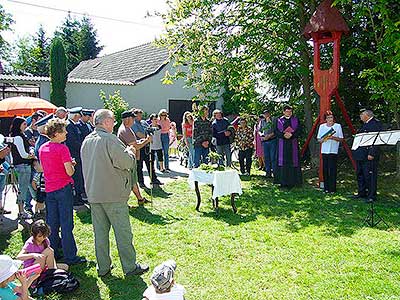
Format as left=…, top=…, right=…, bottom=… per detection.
left=188, top=169, right=242, bottom=199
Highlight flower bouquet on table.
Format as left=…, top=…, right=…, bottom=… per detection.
left=199, top=152, right=225, bottom=172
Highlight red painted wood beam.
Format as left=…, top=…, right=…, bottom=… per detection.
left=334, top=90, right=356, bottom=135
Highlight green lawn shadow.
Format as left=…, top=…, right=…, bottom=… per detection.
left=100, top=274, right=147, bottom=300
left=129, top=206, right=171, bottom=226
left=64, top=260, right=101, bottom=300
left=233, top=172, right=400, bottom=236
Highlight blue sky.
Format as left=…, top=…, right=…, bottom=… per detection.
left=3, top=0, right=168, bottom=55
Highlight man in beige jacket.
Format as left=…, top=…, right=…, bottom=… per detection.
left=81, top=109, right=149, bottom=277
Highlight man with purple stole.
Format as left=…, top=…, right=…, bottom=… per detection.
left=274, top=106, right=303, bottom=187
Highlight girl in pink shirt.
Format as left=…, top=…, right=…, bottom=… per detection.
left=169, top=122, right=178, bottom=158
left=17, top=220, right=67, bottom=271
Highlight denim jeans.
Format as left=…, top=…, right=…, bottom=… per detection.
left=15, top=164, right=31, bottom=205
left=45, top=184, right=78, bottom=264
left=187, top=137, right=195, bottom=168
left=263, top=139, right=277, bottom=176
left=24, top=168, right=36, bottom=211
left=194, top=146, right=209, bottom=168
left=0, top=174, right=5, bottom=206
left=161, top=133, right=170, bottom=169
left=216, top=144, right=232, bottom=167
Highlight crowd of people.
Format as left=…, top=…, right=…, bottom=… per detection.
left=0, top=103, right=382, bottom=300
left=0, top=106, right=187, bottom=300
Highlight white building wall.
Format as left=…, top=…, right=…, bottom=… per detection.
left=39, top=82, right=51, bottom=99
left=65, top=64, right=223, bottom=113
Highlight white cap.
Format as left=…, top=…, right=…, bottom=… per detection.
left=0, top=255, right=22, bottom=283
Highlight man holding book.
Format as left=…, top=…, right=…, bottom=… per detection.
left=274, top=106, right=303, bottom=187
left=317, top=112, right=344, bottom=193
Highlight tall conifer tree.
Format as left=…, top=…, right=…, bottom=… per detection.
left=50, top=38, right=67, bottom=107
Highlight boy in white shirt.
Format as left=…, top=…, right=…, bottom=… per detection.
left=142, top=260, right=185, bottom=300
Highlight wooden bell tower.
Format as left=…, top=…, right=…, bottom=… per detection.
left=301, top=0, right=356, bottom=187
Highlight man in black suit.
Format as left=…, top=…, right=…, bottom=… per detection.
left=78, top=109, right=95, bottom=141
left=352, top=109, right=382, bottom=202
left=66, top=107, right=86, bottom=206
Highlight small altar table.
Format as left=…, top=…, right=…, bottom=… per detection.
left=188, top=169, right=242, bottom=213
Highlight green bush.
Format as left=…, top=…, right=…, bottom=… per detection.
left=100, top=90, right=129, bottom=131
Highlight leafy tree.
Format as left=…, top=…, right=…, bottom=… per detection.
left=55, top=14, right=102, bottom=72
left=158, top=0, right=317, bottom=121
left=12, top=25, right=50, bottom=76
left=335, top=0, right=400, bottom=176
left=54, top=14, right=81, bottom=72
left=158, top=0, right=399, bottom=168
left=33, top=25, right=50, bottom=76
left=101, top=90, right=129, bottom=131
left=158, top=0, right=319, bottom=161
left=78, top=17, right=103, bottom=61
left=11, top=36, right=32, bottom=75
left=0, top=4, right=14, bottom=68
left=50, top=38, right=67, bottom=107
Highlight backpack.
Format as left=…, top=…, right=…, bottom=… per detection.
left=31, top=268, right=80, bottom=296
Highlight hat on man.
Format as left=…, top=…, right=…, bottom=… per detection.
left=82, top=109, right=95, bottom=116
left=35, top=113, right=54, bottom=127
left=150, top=260, right=177, bottom=293
left=0, top=255, right=22, bottom=283
left=68, top=107, right=83, bottom=115
left=121, top=110, right=136, bottom=119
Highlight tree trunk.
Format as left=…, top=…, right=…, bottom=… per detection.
left=299, top=1, right=318, bottom=167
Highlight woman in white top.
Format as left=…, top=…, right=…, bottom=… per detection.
left=317, top=111, right=344, bottom=193
left=9, top=117, right=35, bottom=219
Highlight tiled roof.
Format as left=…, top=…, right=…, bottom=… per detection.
left=68, top=42, right=170, bottom=83
left=0, top=75, right=50, bottom=82
left=303, top=0, right=349, bottom=39
left=0, top=74, right=134, bottom=86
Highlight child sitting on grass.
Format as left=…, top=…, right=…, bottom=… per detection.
left=142, top=260, right=185, bottom=300
left=16, top=220, right=68, bottom=271
left=0, top=254, right=39, bottom=300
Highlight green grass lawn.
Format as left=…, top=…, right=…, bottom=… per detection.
left=1, top=167, right=400, bottom=300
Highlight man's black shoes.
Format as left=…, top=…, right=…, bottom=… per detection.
left=125, top=263, right=149, bottom=276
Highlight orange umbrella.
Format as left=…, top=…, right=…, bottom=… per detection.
left=0, top=96, right=57, bottom=117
